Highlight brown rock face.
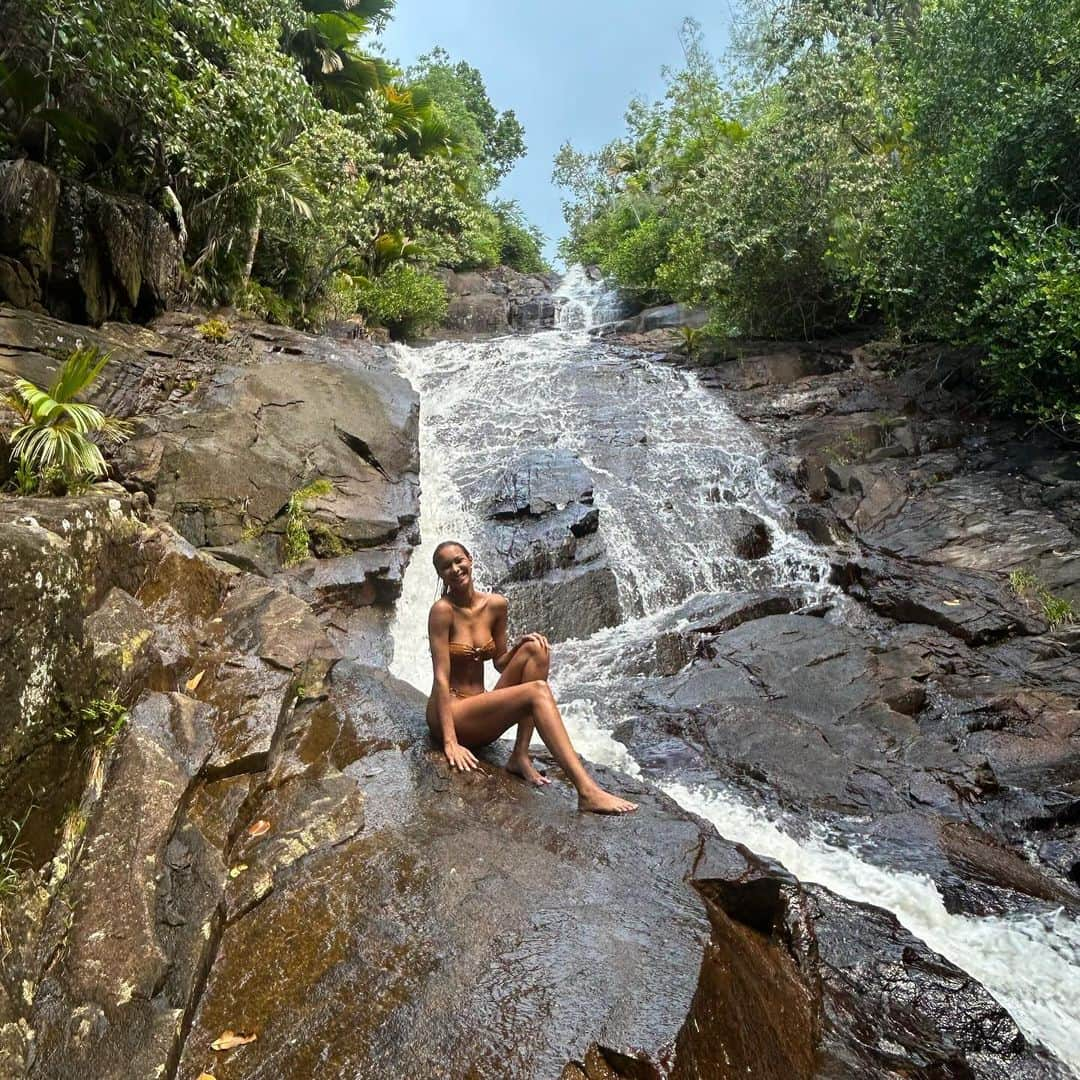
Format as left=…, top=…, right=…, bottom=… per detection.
left=433, top=267, right=561, bottom=339
left=0, top=305, right=422, bottom=655
left=0, top=488, right=149, bottom=858
left=0, top=160, right=181, bottom=323
left=14, top=658, right=1062, bottom=1079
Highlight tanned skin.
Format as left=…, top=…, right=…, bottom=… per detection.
left=426, top=543, right=636, bottom=815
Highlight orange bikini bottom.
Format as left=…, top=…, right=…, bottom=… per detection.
left=449, top=686, right=485, bottom=699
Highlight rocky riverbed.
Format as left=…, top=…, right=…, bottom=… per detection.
left=1, top=276, right=1078, bottom=1077
left=594, top=324, right=1079, bottom=917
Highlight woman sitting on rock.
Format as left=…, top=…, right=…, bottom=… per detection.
left=426, top=540, right=637, bottom=815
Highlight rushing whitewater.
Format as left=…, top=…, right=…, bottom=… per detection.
left=389, top=270, right=1080, bottom=1074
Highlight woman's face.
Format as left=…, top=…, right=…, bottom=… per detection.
left=436, top=545, right=472, bottom=592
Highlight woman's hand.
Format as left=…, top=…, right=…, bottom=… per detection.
left=444, top=740, right=479, bottom=772
left=515, top=632, right=550, bottom=655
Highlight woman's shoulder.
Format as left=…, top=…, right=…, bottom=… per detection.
left=486, top=591, right=508, bottom=612
left=428, top=597, right=454, bottom=623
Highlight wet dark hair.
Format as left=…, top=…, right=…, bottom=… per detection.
left=432, top=540, right=472, bottom=597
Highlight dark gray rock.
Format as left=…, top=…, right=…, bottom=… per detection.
left=0, top=160, right=181, bottom=324
left=433, top=267, right=561, bottom=338
left=465, top=448, right=621, bottom=642
left=837, top=553, right=1048, bottom=644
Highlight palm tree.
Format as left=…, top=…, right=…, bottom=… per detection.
left=4, top=346, right=132, bottom=486
left=283, top=0, right=397, bottom=112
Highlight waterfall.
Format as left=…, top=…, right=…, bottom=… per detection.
left=388, top=274, right=1080, bottom=1074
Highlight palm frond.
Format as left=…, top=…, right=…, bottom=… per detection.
left=49, top=346, right=109, bottom=402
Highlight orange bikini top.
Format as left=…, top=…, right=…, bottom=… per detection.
left=448, top=638, right=497, bottom=662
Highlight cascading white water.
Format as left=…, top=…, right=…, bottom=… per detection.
left=553, top=263, right=628, bottom=330
left=389, top=274, right=1080, bottom=1073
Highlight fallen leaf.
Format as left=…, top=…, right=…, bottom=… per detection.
left=211, top=1030, right=257, bottom=1052
left=228, top=864, right=249, bottom=879
left=942, top=599, right=963, bottom=606
left=247, top=819, right=271, bottom=838
left=186, top=670, right=206, bottom=692
left=198, top=1073, right=217, bottom=1079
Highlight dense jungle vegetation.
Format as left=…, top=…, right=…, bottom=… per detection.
left=1, top=0, right=546, bottom=333
left=555, top=0, right=1080, bottom=424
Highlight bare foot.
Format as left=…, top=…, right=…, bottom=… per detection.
left=507, top=754, right=552, bottom=787
left=578, top=787, right=637, bottom=815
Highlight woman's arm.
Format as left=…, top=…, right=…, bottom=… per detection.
left=491, top=595, right=516, bottom=673
left=492, top=594, right=549, bottom=673
left=428, top=602, right=477, bottom=771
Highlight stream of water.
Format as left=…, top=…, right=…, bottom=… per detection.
left=389, top=267, right=1080, bottom=1072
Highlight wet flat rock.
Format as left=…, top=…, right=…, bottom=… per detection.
left=620, top=607, right=1080, bottom=916
left=172, top=664, right=1066, bottom=1080
left=178, top=662, right=706, bottom=1079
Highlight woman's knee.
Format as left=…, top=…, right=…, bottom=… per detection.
left=521, top=639, right=550, bottom=672
left=526, top=679, right=553, bottom=707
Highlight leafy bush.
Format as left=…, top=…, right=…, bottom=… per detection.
left=196, top=317, right=231, bottom=343
left=3, top=347, right=132, bottom=491
left=965, top=217, right=1080, bottom=422
left=284, top=478, right=333, bottom=567
left=2, top=2, right=542, bottom=320
left=490, top=201, right=547, bottom=274
left=356, top=264, right=448, bottom=339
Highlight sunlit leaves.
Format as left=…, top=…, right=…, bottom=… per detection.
left=4, top=347, right=132, bottom=485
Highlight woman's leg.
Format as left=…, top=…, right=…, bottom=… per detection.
left=494, top=641, right=551, bottom=784
left=449, top=680, right=636, bottom=814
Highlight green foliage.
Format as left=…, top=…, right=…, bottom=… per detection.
left=1009, top=568, right=1078, bottom=629
left=310, top=521, right=348, bottom=557
left=3, top=347, right=132, bottom=490
left=408, top=48, right=526, bottom=193
left=556, top=1, right=1079, bottom=421
left=196, top=317, right=231, bottom=343
left=284, top=478, right=333, bottom=566
left=678, top=326, right=705, bottom=359
left=0, top=811, right=30, bottom=901
left=965, top=217, right=1080, bottom=422
left=356, top=264, right=448, bottom=339
left=82, top=691, right=129, bottom=746
left=2, top=1, right=541, bottom=323
left=458, top=201, right=548, bottom=273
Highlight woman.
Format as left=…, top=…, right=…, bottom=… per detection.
left=426, top=540, right=637, bottom=815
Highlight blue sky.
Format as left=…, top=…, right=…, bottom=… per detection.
left=377, top=2, right=734, bottom=265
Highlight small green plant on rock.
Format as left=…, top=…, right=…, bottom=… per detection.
left=82, top=691, right=128, bottom=747
left=3, top=346, right=132, bottom=493
left=0, top=812, right=30, bottom=901
left=196, top=317, right=231, bottom=343
left=284, top=479, right=333, bottom=567
left=677, top=326, right=705, bottom=359
left=1009, top=569, right=1077, bottom=630
left=309, top=521, right=348, bottom=558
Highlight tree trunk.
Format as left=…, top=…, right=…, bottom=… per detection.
left=242, top=202, right=262, bottom=286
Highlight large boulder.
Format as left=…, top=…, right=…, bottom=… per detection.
left=0, top=305, right=421, bottom=653
left=464, top=448, right=622, bottom=641
left=434, top=267, right=561, bottom=338
left=0, top=160, right=181, bottom=324
left=13, top=661, right=1066, bottom=1078
left=122, top=359, right=418, bottom=553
